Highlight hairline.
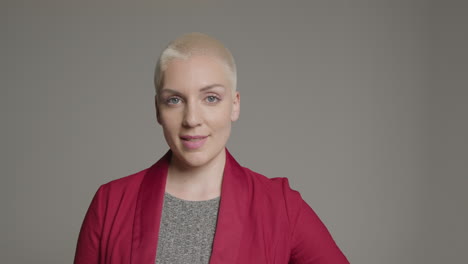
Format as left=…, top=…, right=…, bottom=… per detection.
left=154, top=33, right=237, bottom=97
left=156, top=54, right=237, bottom=97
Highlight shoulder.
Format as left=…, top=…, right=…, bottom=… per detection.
left=241, top=168, right=349, bottom=263
left=84, top=167, right=151, bottom=220
left=242, top=166, right=301, bottom=195
left=106, top=167, right=148, bottom=187
left=241, top=166, right=304, bottom=215
left=94, top=167, right=150, bottom=198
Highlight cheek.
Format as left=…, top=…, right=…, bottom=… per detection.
left=207, top=108, right=232, bottom=130
left=160, top=112, right=180, bottom=133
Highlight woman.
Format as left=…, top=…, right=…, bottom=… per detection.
left=74, top=32, right=349, bottom=264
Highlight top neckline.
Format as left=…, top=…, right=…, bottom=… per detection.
left=164, top=192, right=221, bottom=203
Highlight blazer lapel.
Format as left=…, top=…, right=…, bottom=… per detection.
left=130, top=148, right=250, bottom=263
left=131, top=150, right=170, bottom=264
left=209, top=148, right=250, bottom=263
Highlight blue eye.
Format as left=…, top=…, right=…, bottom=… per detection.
left=167, top=97, right=181, bottom=105
left=206, top=95, right=220, bottom=103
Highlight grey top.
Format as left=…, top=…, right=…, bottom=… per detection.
left=155, top=192, right=221, bottom=264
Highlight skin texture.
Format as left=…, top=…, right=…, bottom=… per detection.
left=155, top=55, right=240, bottom=200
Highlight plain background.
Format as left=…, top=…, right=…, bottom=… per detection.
left=3, top=0, right=467, bottom=263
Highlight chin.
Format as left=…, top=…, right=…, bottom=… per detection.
left=172, top=146, right=224, bottom=169
left=181, top=152, right=209, bottom=168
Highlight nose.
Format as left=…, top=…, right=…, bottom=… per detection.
left=182, top=101, right=202, bottom=128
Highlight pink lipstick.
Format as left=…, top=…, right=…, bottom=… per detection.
left=180, top=135, right=208, bottom=150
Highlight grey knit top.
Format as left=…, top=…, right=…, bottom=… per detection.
left=155, top=192, right=221, bottom=264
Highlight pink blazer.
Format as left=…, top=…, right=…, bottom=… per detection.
left=74, top=148, right=349, bottom=264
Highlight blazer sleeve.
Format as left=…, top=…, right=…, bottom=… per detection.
left=74, top=184, right=108, bottom=264
left=282, top=178, right=350, bottom=264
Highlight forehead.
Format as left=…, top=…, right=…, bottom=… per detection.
left=163, top=55, right=231, bottom=91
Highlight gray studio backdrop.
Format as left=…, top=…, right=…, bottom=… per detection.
left=3, top=1, right=467, bottom=263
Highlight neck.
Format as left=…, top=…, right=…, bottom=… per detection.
left=166, top=149, right=226, bottom=201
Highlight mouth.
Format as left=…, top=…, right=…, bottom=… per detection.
left=180, top=135, right=208, bottom=149
left=180, top=135, right=208, bottom=141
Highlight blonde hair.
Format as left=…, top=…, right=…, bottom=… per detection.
left=154, top=32, right=237, bottom=95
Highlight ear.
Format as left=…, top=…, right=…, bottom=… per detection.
left=230, top=91, right=240, bottom=122
left=155, top=95, right=162, bottom=125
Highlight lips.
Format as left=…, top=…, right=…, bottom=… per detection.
left=180, top=135, right=207, bottom=140
left=180, top=135, right=208, bottom=149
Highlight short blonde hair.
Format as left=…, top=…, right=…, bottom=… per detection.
left=154, top=32, right=237, bottom=95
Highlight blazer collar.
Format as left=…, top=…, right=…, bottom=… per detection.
left=131, top=148, right=250, bottom=264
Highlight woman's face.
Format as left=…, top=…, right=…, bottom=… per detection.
left=156, top=55, right=240, bottom=168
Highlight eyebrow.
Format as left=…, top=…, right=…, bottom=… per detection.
left=160, top=84, right=226, bottom=94
left=200, top=84, right=226, bottom=92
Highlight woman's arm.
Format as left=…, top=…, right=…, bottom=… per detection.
left=74, top=184, right=108, bottom=264
left=282, top=179, right=350, bottom=264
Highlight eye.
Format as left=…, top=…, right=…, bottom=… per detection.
left=166, top=97, right=182, bottom=105
left=205, top=95, right=220, bottom=103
